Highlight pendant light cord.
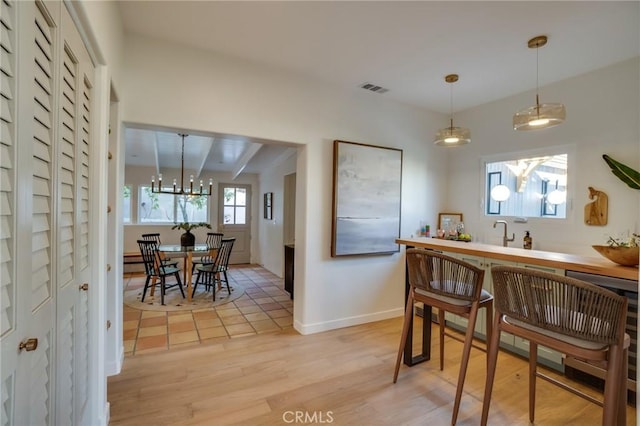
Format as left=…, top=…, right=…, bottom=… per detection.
left=449, top=83, right=454, bottom=132
left=535, top=43, right=540, bottom=114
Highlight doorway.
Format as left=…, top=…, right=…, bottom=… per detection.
left=218, top=183, right=252, bottom=264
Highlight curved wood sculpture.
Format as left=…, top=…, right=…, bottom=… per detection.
left=584, top=186, right=608, bottom=226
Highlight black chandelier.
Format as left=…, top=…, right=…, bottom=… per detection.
left=150, top=133, right=212, bottom=196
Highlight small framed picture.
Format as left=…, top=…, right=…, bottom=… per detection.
left=438, top=212, right=463, bottom=232
left=264, top=192, right=273, bottom=220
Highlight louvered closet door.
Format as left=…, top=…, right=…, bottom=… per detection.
left=0, top=0, right=20, bottom=424
left=0, top=1, right=94, bottom=424
left=55, top=6, right=93, bottom=426
left=10, top=1, right=61, bottom=424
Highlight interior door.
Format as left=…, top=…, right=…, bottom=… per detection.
left=54, top=6, right=93, bottom=425
left=0, top=2, right=94, bottom=424
left=2, top=1, right=60, bottom=424
left=217, top=184, right=251, bottom=264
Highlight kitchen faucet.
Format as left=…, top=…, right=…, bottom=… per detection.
left=493, top=220, right=515, bottom=247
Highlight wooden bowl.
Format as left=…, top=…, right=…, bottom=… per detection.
left=592, top=245, right=639, bottom=267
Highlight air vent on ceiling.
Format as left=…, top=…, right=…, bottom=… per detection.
left=359, top=82, right=389, bottom=94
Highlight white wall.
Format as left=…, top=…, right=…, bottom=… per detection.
left=258, top=151, right=297, bottom=276
left=449, top=58, right=640, bottom=255
left=121, top=34, right=447, bottom=334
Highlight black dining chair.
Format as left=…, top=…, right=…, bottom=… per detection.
left=141, top=233, right=179, bottom=268
left=191, top=232, right=224, bottom=274
left=192, top=237, right=235, bottom=301
left=137, top=239, right=185, bottom=305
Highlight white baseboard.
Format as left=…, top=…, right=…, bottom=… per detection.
left=294, top=307, right=403, bottom=335
left=105, top=346, right=124, bottom=377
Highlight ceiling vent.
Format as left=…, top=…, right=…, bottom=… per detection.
left=359, top=82, right=389, bottom=94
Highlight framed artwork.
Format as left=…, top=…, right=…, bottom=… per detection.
left=438, top=212, right=463, bottom=232
left=331, top=140, right=403, bottom=257
left=263, top=192, right=273, bottom=220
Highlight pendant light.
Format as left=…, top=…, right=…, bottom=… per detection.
left=434, top=74, right=471, bottom=146
left=150, top=133, right=213, bottom=196
left=513, top=35, right=566, bottom=131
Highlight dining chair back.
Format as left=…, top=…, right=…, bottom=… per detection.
left=192, top=232, right=224, bottom=274
left=206, top=232, right=224, bottom=249
left=481, top=265, right=629, bottom=426
left=192, top=237, right=235, bottom=301
left=393, top=249, right=493, bottom=425
left=141, top=232, right=178, bottom=267
left=137, top=239, right=185, bottom=305
left=141, top=233, right=162, bottom=244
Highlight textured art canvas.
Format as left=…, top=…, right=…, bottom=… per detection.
left=331, top=140, right=402, bottom=256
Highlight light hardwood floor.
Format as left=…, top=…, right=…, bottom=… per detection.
left=107, top=316, right=636, bottom=425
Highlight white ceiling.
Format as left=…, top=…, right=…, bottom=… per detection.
left=120, top=1, right=639, bottom=173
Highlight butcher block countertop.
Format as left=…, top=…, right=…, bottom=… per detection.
left=396, top=237, right=639, bottom=282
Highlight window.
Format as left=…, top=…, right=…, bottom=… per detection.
left=485, top=151, right=568, bottom=219
left=138, top=186, right=208, bottom=223
left=222, top=187, right=246, bottom=224
left=123, top=185, right=132, bottom=223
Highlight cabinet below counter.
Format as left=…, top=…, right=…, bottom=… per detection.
left=396, top=237, right=638, bottom=281
left=284, top=244, right=294, bottom=299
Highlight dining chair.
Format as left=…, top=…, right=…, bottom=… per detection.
left=393, top=249, right=493, bottom=425
left=191, top=232, right=224, bottom=274
left=141, top=232, right=179, bottom=268
left=137, top=239, right=185, bottom=305
left=192, top=237, right=235, bottom=301
left=482, top=265, right=629, bottom=426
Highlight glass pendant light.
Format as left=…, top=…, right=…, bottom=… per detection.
left=513, top=35, right=566, bottom=131
left=434, top=74, right=471, bottom=146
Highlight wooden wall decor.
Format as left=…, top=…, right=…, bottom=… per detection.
left=584, top=186, right=608, bottom=226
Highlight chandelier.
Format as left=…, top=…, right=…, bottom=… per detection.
left=151, top=133, right=212, bottom=196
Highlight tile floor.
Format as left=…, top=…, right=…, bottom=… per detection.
left=123, top=264, right=293, bottom=356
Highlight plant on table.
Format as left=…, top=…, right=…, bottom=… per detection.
left=172, top=222, right=211, bottom=246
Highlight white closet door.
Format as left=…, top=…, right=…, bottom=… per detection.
left=16, top=1, right=60, bottom=424
left=0, top=0, right=19, bottom=424
left=55, top=5, right=93, bottom=426
left=0, top=1, right=95, bottom=424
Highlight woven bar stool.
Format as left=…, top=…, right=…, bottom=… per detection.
left=482, top=265, right=629, bottom=426
left=393, top=249, right=493, bottom=425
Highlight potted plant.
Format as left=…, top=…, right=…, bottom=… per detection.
left=171, top=222, right=212, bottom=246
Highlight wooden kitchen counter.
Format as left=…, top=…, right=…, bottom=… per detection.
left=396, top=237, right=638, bottom=281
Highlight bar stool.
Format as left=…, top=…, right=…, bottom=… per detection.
left=393, top=249, right=493, bottom=425
left=482, top=265, right=629, bottom=426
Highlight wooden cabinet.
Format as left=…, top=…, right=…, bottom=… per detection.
left=284, top=244, right=294, bottom=299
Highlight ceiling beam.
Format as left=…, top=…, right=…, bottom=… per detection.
left=231, top=143, right=262, bottom=180
left=153, top=133, right=161, bottom=176
left=194, top=137, right=215, bottom=180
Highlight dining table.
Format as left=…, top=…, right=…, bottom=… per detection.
left=157, top=243, right=210, bottom=302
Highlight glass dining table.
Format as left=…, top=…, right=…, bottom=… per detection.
left=157, top=244, right=210, bottom=302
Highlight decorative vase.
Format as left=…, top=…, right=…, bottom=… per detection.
left=181, top=230, right=195, bottom=247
